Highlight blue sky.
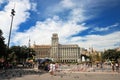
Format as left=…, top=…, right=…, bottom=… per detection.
left=0, top=0, right=120, bottom=51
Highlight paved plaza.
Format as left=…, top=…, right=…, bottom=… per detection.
left=0, top=70, right=120, bottom=80
left=0, top=64, right=120, bottom=80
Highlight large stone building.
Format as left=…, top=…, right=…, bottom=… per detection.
left=33, top=45, right=51, bottom=59
left=33, top=33, right=81, bottom=63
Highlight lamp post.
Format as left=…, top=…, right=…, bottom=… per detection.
left=8, top=9, right=15, bottom=48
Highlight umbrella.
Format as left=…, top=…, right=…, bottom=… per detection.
left=40, top=59, right=51, bottom=64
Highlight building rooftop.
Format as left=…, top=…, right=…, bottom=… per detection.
left=33, top=45, right=51, bottom=48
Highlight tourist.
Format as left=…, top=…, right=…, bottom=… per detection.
left=111, top=62, right=115, bottom=72
left=115, top=62, right=119, bottom=72
left=49, top=62, right=56, bottom=75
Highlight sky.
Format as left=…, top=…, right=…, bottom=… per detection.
left=0, top=0, right=120, bottom=51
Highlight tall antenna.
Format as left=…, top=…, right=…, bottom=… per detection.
left=8, top=3, right=16, bottom=48
left=27, top=37, right=31, bottom=58
left=29, top=37, right=31, bottom=48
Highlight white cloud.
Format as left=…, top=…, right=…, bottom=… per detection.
left=31, top=2, right=37, bottom=11
left=45, top=0, right=88, bottom=22
left=60, top=0, right=75, bottom=9
left=13, top=15, right=88, bottom=46
left=0, top=0, right=5, bottom=4
left=46, top=0, right=75, bottom=13
left=74, top=31, right=120, bottom=51
left=11, top=0, right=88, bottom=46
left=93, top=27, right=109, bottom=32
left=0, top=0, right=120, bottom=51
left=13, top=13, right=120, bottom=51
left=91, top=23, right=120, bottom=32
left=0, top=0, right=36, bottom=44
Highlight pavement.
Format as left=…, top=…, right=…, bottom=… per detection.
left=8, top=72, right=120, bottom=80
left=0, top=69, right=120, bottom=80
left=0, top=64, right=120, bottom=80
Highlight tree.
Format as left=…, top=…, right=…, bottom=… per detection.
left=0, top=29, right=6, bottom=58
left=102, top=49, right=120, bottom=61
left=9, top=46, right=36, bottom=63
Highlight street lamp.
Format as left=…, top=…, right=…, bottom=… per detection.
left=8, top=9, right=15, bottom=48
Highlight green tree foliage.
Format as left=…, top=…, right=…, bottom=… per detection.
left=102, top=49, right=120, bottom=61
left=0, top=29, right=6, bottom=58
left=9, top=46, right=36, bottom=63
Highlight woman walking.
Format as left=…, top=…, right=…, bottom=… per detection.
left=49, top=62, right=56, bottom=75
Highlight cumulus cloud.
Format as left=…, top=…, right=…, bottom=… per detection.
left=68, top=31, right=120, bottom=51
left=0, top=0, right=120, bottom=51
left=0, top=0, right=36, bottom=43
left=13, top=15, right=88, bottom=46
left=12, top=0, right=88, bottom=46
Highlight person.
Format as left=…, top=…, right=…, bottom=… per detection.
left=115, top=62, right=119, bottom=72
left=111, top=62, right=115, bottom=72
left=96, top=63, right=99, bottom=68
left=49, top=62, right=56, bottom=75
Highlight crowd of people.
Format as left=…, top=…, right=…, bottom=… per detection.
left=46, top=61, right=120, bottom=76
left=111, top=62, right=119, bottom=72
left=1, top=59, right=120, bottom=76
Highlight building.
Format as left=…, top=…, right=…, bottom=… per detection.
left=80, top=47, right=102, bottom=63
left=33, top=33, right=81, bottom=63
left=116, top=47, right=120, bottom=51
left=33, top=45, right=51, bottom=59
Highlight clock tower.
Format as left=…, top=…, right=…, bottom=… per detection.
left=51, top=33, right=59, bottom=61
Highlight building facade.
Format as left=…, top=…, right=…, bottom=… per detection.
left=33, top=45, right=51, bottom=59
left=33, top=33, right=81, bottom=63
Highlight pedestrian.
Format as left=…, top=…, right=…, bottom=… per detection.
left=115, top=62, right=119, bottom=72
left=111, top=62, right=115, bottom=72
left=49, top=62, right=56, bottom=75
left=96, top=63, right=99, bottom=68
